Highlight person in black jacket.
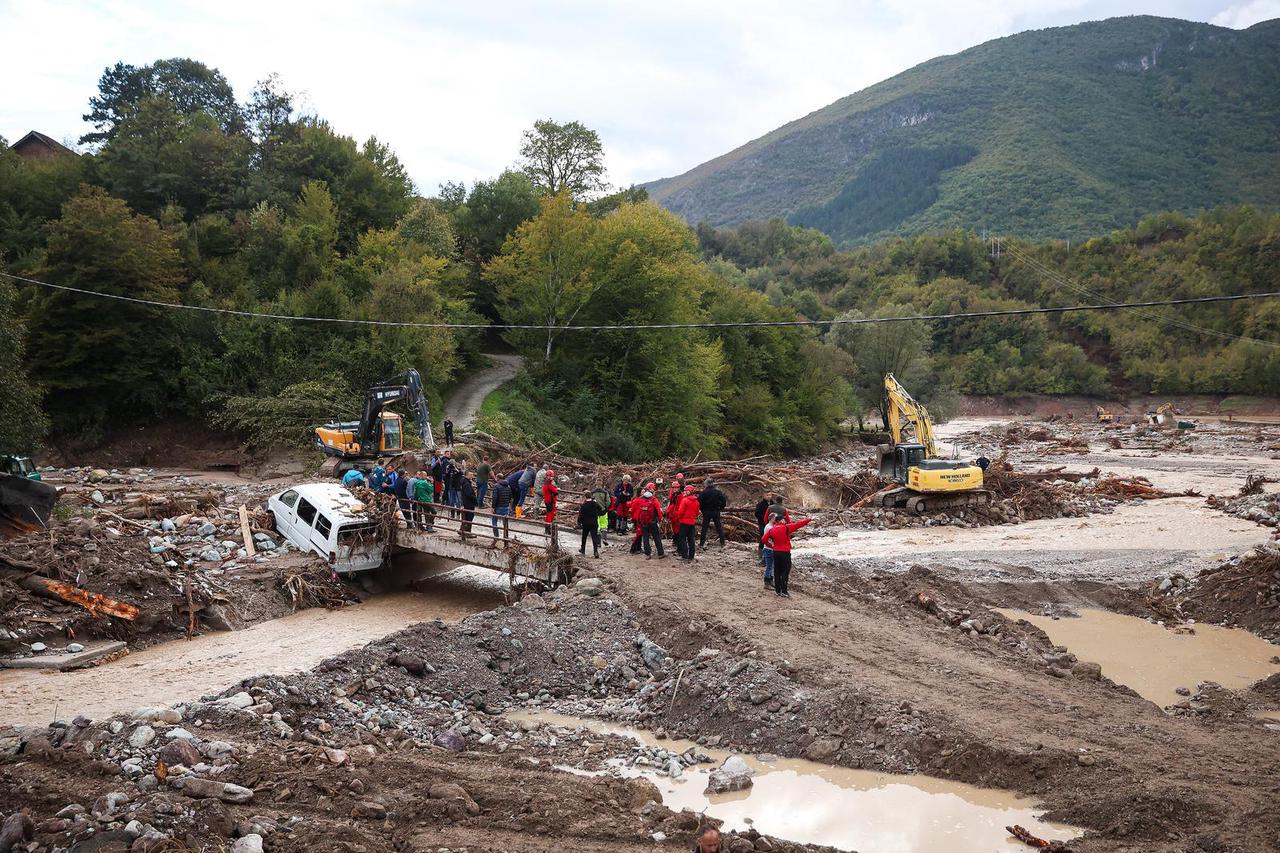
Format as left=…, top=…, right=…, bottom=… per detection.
left=754, top=491, right=774, bottom=563
left=612, top=475, right=635, bottom=534
left=490, top=478, right=514, bottom=539
left=576, top=495, right=605, bottom=558
left=698, top=478, right=727, bottom=547
left=459, top=470, right=477, bottom=539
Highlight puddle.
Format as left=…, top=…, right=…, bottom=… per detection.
left=1255, top=710, right=1280, bottom=722
left=0, top=575, right=506, bottom=727
left=507, top=710, right=1080, bottom=851
left=998, top=608, right=1280, bottom=706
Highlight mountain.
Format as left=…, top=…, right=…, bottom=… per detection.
left=646, top=16, right=1280, bottom=245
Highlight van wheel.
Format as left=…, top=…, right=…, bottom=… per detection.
left=267, top=510, right=279, bottom=532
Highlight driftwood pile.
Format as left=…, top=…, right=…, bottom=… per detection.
left=460, top=432, right=881, bottom=508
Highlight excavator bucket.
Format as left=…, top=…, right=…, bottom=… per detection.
left=876, top=444, right=896, bottom=479
left=0, top=473, right=59, bottom=539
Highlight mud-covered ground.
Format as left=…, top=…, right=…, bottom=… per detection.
left=3, top=414, right=1280, bottom=852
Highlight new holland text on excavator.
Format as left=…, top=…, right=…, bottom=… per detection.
left=873, top=374, right=992, bottom=513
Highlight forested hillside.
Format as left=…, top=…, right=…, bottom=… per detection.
left=2, top=57, right=1277, bottom=464
left=647, top=15, right=1280, bottom=245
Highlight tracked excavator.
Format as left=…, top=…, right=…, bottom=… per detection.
left=1, top=454, right=59, bottom=539
left=874, top=374, right=992, bottom=514
left=314, top=369, right=435, bottom=476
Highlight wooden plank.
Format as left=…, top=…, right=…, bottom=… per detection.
left=238, top=504, right=257, bottom=558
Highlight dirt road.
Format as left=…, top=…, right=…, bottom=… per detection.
left=443, top=353, right=523, bottom=430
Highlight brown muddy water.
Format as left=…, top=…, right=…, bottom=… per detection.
left=0, top=565, right=507, bottom=727
left=999, top=608, right=1280, bottom=706
left=506, top=710, right=1080, bottom=851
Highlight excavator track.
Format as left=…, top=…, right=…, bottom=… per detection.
left=876, top=487, right=992, bottom=515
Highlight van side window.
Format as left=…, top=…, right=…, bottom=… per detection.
left=280, top=490, right=299, bottom=509
left=315, top=514, right=332, bottom=538
left=297, top=498, right=317, bottom=526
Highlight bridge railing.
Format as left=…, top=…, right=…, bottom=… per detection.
left=395, top=498, right=560, bottom=552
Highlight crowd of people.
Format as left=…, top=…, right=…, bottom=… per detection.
left=342, top=444, right=811, bottom=597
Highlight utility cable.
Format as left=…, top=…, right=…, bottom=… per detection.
left=1001, top=241, right=1279, bottom=349
left=3, top=269, right=1280, bottom=335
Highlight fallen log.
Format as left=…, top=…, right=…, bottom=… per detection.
left=0, top=567, right=140, bottom=620
left=1006, top=824, right=1052, bottom=849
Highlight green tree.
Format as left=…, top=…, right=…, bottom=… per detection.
left=81, top=58, right=242, bottom=145
left=0, top=275, right=48, bottom=451
left=828, top=306, right=934, bottom=428
left=519, top=119, right=608, bottom=199
left=25, top=187, right=185, bottom=434
left=398, top=199, right=456, bottom=258
left=485, top=192, right=599, bottom=361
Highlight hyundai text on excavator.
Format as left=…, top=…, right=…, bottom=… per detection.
left=314, top=369, right=435, bottom=476
left=874, top=374, right=992, bottom=514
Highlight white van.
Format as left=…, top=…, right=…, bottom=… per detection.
left=266, top=483, right=384, bottom=573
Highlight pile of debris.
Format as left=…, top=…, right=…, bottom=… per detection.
left=1206, top=481, right=1280, bottom=538
left=0, top=474, right=341, bottom=657
left=1176, top=546, right=1280, bottom=642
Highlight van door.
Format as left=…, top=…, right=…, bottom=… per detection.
left=311, top=512, right=335, bottom=560
left=294, top=497, right=322, bottom=558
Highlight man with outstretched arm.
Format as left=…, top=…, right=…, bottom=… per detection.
left=760, top=514, right=812, bottom=598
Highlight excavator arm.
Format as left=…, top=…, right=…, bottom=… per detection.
left=883, top=374, right=938, bottom=457
left=358, top=368, right=435, bottom=452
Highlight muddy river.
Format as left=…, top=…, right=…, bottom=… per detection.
left=998, top=608, right=1280, bottom=706
left=508, top=710, right=1080, bottom=851
left=0, top=566, right=507, bottom=727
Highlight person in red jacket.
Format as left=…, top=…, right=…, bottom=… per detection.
left=760, top=515, right=812, bottom=597
left=542, top=470, right=560, bottom=534
left=674, top=484, right=701, bottom=561
left=632, top=486, right=665, bottom=559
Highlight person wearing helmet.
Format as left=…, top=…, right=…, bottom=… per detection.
left=632, top=486, right=665, bottom=559
left=542, top=470, right=560, bottom=535
left=667, top=473, right=685, bottom=511
left=674, top=484, right=701, bottom=560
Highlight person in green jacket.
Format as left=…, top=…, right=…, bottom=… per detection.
left=476, top=455, right=492, bottom=508
left=413, top=471, right=434, bottom=531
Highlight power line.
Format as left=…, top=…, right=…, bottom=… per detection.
left=4, top=269, right=1280, bottom=335
left=1000, top=241, right=1280, bottom=349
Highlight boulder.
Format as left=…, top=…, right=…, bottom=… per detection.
left=1072, top=662, right=1103, bottom=681
left=230, top=834, right=263, bottom=853
left=158, top=739, right=200, bottom=768
left=433, top=731, right=465, bottom=752
left=802, top=737, right=842, bottom=763
left=705, top=755, right=755, bottom=794
left=128, top=725, right=156, bottom=748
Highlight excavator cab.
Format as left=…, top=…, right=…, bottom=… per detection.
left=379, top=412, right=403, bottom=451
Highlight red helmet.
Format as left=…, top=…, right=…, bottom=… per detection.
left=684, top=485, right=697, bottom=494
left=645, top=482, right=656, bottom=491
left=546, top=469, right=555, bottom=477
left=675, top=473, right=684, bottom=480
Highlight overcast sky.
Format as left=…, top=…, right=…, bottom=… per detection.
left=2, top=0, right=1277, bottom=193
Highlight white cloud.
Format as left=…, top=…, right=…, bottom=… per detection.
left=0, top=0, right=1254, bottom=191
left=1211, top=0, right=1280, bottom=27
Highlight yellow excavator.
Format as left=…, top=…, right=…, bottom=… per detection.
left=874, top=374, right=991, bottom=514
left=314, top=369, right=434, bottom=476
left=1095, top=405, right=1114, bottom=423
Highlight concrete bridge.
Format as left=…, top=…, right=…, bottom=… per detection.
left=391, top=503, right=577, bottom=589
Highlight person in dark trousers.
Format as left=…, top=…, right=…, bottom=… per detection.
left=612, top=474, right=634, bottom=534
left=392, top=466, right=411, bottom=518
left=761, top=514, right=813, bottom=597
left=576, top=494, right=605, bottom=558
left=448, top=457, right=466, bottom=514
left=490, top=478, right=514, bottom=539
left=443, top=417, right=454, bottom=447
left=518, top=462, right=536, bottom=510
left=632, top=487, right=665, bottom=559
left=673, top=484, right=700, bottom=560
left=430, top=452, right=445, bottom=504
left=459, top=472, right=477, bottom=539
left=475, top=455, right=491, bottom=507
left=698, top=478, right=727, bottom=547
left=754, top=491, right=774, bottom=563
